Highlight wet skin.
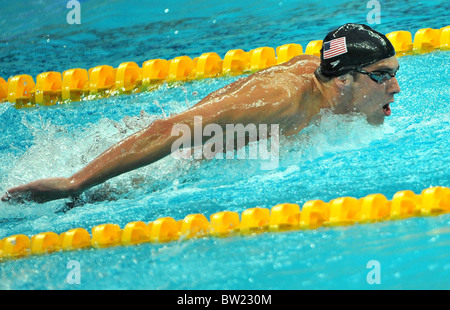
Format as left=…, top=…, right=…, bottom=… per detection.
left=2, top=55, right=400, bottom=203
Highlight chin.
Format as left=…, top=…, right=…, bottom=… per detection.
left=366, top=115, right=385, bottom=125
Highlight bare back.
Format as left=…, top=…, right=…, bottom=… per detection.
left=190, top=54, right=322, bottom=136
left=1, top=55, right=324, bottom=203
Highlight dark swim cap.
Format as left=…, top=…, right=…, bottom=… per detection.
left=319, top=23, right=395, bottom=77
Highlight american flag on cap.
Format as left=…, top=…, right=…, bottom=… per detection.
left=323, top=37, right=348, bottom=59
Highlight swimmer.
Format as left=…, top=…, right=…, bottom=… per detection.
left=2, top=23, right=400, bottom=203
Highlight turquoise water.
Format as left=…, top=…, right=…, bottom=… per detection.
left=0, top=0, right=449, bottom=289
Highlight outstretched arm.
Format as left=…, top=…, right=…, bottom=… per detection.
left=2, top=59, right=307, bottom=203
left=2, top=116, right=180, bottom=202
left=1, top=103, right=231, bottom=203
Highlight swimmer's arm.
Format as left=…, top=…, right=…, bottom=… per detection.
left=2, top=70, right=297, bottom=203
left=0, top=110, right=205, bottom=203
left=68, top=104, right=236, bottom=192
left=1, top=100, right=244, bottom=203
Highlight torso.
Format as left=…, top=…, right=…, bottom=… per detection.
left=191, top=54, right=323, bottom=137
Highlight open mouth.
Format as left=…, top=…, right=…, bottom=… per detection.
left=382, top=103, right=392, bottom=116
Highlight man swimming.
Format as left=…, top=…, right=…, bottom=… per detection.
left=2, top=23, right=400, bottom=203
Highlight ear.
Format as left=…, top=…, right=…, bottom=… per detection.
left=334, top=73, right=354, bottom=90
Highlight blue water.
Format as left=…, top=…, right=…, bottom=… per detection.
left=1, top=0, right=449, bottom=290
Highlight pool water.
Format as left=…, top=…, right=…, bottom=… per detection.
left=1, top=0, right=449, bottom=289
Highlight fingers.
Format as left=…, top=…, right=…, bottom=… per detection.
left=1, top=186, right=21, bottom=202
left=2, top=186, right=34, bottom=204
left=1, top=191, right=11, bottom=202
left=1, top=190, right=28, bottom=204
left=2, top=178, right=73, bottom=204
left=1, top=183, right=39, bottom=204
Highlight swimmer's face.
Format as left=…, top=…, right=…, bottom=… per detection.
left=349, top=56, right=401, bottom=125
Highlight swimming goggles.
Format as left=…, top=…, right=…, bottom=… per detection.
left=354, top=68, right=399, bottom=84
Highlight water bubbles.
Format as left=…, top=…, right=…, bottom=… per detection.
left=153, top=100, right=167, bottom=118
left=172, top=179, right=179, bottom=190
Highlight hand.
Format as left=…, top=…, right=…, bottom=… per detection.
left=1, top=177, right=78, bottom=203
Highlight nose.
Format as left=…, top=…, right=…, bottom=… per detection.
left=388, top=77, right=401, bottom=95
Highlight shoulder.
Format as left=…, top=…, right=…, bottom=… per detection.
left=279, top=54, right=321, bottom=75
left=248, top=54, right=319, bottom=93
